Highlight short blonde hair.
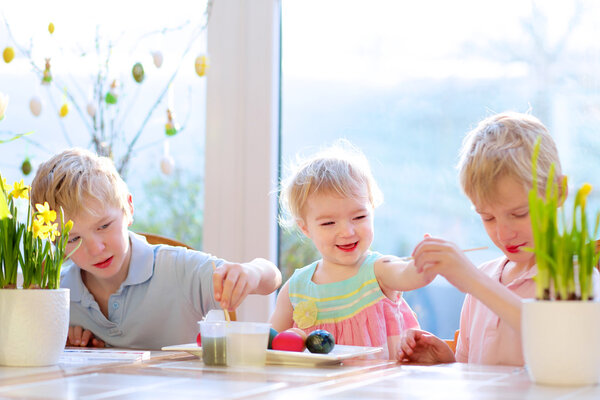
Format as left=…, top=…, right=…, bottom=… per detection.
left=31, top=148, right=131, bottom=219
left=279, top=140, right=383, bottom=227
left=458, top=112, right=561, bottom=205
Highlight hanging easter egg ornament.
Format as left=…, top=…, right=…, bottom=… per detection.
left=105, top=80, right=118, bottom=104
left=59, top=103, right=69, bottom=118
left=132, top=62, right=144, bottom=83
left=48, top=22, right=55, bottom=34
left=86, top=102, right=96, bottom=118
left=152, top=51, right=163, bottom=68
left=3, top=47, right=15, bottom=63
left=29, top=96, right=42, bottom=117
left=195, top=55, right=209, bottom=77
left=42, top=58, right=52, bottom=84
left=21, top=158, right=32, bottom=176
left=160, top=154, right=175, bottom=175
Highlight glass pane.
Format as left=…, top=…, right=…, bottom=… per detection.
left=280, top=0, right=600, bottom=338
left=0, top=1, right=208, bottom=249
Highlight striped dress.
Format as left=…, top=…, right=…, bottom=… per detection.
left=288, top=251, right=419, bottom=359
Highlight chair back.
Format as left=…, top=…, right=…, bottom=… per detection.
left=137, top=232, right=194, bottom=250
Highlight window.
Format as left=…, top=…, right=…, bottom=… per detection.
left=0, top=1, right=209, bottom=249
left=280, top=0, right=600, bottom=338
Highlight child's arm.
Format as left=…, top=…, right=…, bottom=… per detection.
left=397, top=329, right=455, bottom=364
left=269, top=281, right=294, bottom=332
left=212, top=258, right=282, bottom=311
left=412, top=237, right=522, bottom=332
left=374, top=256, right=435, bottom=293
left=66, top=326, right=105, bottom=348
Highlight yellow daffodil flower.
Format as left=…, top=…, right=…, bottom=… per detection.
left=293, top=300, right=318, bottom=329
left=576, top=183, right=593, bottom=209
left=47, top=222, right=60, bottom=241
left=32, top=218, right=50, bottom=240
left=35, top=202, right=57, bottom=224
left=10, top=179, right=30, bottom=199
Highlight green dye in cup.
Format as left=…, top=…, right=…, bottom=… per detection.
left=202, top=336, right=227, bottom=366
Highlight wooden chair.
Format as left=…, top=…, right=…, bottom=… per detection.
left=137, top=231, right=237, bottom=321
left=137, top=232, right=194, bottom=250
left=444, top=329, right=460, bottom=354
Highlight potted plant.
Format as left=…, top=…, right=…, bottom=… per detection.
left=0, top=94, right=76, bottom=367
left=521, top=138, right=600, bottom=386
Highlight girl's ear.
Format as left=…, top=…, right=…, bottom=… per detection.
left=297, top=218, right=310, bottom=237
left=557, top=175, right=569, bottom=207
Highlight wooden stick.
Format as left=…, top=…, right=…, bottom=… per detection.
left=400, top=246, right=488, bottom=261
left=212, top=261, right=232, bottom=322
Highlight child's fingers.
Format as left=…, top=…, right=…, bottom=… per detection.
left=229, top=280, right=249, bottom=310
left=69, top=325, right=83, bottom=346
left=81, top=329, right=93, bottom=347
left=92, top=338, right=106, bottom=348
left=219, top=267, right=240, bottom=310
left=212, top=265, right=225, bottom=302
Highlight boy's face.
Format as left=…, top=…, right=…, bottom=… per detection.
left=65, top=196, right=134, bottom=283
left=298, top=186, right=374, bottom=269
left=473, top=175, right=536, bottom=269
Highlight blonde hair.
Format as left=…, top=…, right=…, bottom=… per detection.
left=31, top=148, right=131, bottom=219
left=458, top=112, right=561, bottom=205
left=279, top=140, right=383, bottom=227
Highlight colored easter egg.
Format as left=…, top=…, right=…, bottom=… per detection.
left=48, top=22, right=55, bottom=34
left=86, top=102, right=96, bottom=118
left=160, top=154, right=175, bottom=175
left=272, top=330, right=305, bottom=352
left=59, top=103, right=69, bottom=118
left=152, top=51, right=163, bottom=68
left=306, top=329, right=335, bottom=354
left=195, top=55, right=209, bottom=77
left=21, top=159, right=32, bottom=176
left=132, top=62, right=144, bottom=83
left=268, top=328, right=278, bottom=349
left=29, top=97, right=42, bottom=116
left=3, top=47, right=15, bottom=63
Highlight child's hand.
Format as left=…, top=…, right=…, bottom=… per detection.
left=411, top=236, right=477, bottom=293
left=397, top=329, right=455, bottom=364
left=212, top=262, right=260, bottom=311
left=66, top=326, right=105, bottom=347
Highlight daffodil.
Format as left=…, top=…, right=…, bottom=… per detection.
left=0, top=92, right=8, bottom=121
left=293, top=300, right=318, bottom=329
left=32, top=218, right=50, bottom=240
left=10, top=179, right=29, bottom=200
left=46, top=222, right=60, bottom=241
left=35, top=202, right=57, bottom=224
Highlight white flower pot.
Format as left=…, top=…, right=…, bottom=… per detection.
left=522, top=299, right=600, bottom=386
left=0, top=288, right=69, bottom=366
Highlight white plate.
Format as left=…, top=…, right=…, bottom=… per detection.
left=161, top=343, right=383, bottom=366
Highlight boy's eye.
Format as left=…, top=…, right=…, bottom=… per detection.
left=514, top=211, right=529, bottom=218
left=481, top=216, right=494, bottom=222
left=68, top=236, right=80, bottom=245
left=354, top=215, right=367, bottom=220
left=320, top=221, right=334, bottom=226
left=99, top=222, right=111, bottom=230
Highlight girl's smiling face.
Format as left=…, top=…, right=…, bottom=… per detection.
left=298, top=185, right=374, bottom=269
left=65, top=196, right=133, bottom=284
left=474, top=175, right=536, bottom=269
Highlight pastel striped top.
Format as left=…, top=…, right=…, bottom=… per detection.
left=288, top=251, right=419, bottom=359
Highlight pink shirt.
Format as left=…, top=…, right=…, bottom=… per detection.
left=455, top=257, right=535, bottom=366
left=455, top=257, right=600, bottom=366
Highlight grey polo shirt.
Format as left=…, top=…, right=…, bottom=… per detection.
left=61, top=231, right=220, bottom=349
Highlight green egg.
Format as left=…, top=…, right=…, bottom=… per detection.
left=268, top=327, right=278, bottom=349
left=132, top=62, right=145, bottom=83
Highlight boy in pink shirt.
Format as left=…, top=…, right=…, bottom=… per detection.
left=398, top=112, right=599, bottom=365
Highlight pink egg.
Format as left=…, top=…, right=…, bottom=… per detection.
left=272, top=331, right=306, bottom=352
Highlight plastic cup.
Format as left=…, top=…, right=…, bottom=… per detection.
left=225, top=321, right=271, bottom=367
left=198, top=320, right=227, bottom=366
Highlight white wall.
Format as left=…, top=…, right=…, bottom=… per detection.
left=203, top=0, right=281, bottom=321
